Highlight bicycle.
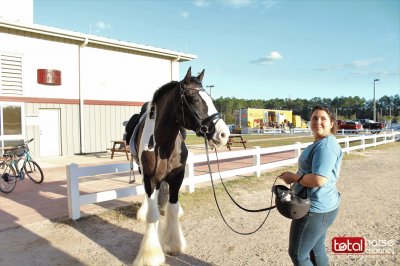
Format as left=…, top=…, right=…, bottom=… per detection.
left=0, top=138, right=44, bottom=193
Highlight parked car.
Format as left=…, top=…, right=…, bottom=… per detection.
left=337, top=120, right=363, bottom=134
left=227, top=124, right=237, bottom=133
left=355, top=119, right=385, bottom=134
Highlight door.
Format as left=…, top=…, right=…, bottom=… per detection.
left=39, top=109, right=61, bottom=157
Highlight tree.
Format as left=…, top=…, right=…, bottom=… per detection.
left=211, top=94, right=398, bottom=124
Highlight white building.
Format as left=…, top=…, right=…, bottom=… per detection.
left=0, top=0, right=196, bottom=157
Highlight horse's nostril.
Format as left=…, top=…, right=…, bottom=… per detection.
left=221, top=132, right=226, bottom=138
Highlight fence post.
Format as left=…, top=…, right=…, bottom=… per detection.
left=373, top=134, right=377, bottom=147
left=253, top=146, right=261, bottom=177
left=341, top=129, right=345, bottom=136
left=295, top=142, right=301, bottom=159
left=67, top=163, right=81, bottom=220
left=345, top=136, right=350, bottom=155
left=184, top=152, right=195, bottom=193
left=361, top=135, right=366, bottom=151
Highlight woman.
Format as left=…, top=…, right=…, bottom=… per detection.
left=279, top=105, right=342, bottom=266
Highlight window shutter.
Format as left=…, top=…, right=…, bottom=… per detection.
left=0, top=52, right=23, bottom=95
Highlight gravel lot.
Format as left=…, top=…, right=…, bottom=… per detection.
left=0, top=143, right=399, bottom=266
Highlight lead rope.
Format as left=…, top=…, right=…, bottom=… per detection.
left=202, top=135, right=278, bottom=235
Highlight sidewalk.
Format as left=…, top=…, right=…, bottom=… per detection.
left=0, top=145, right=291, bottom=232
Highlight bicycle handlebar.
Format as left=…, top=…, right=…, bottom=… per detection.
left=3, top=139, right=34, bottom=157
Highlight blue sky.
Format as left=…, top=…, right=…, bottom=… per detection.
left=34, top=0, right=399, bottom=101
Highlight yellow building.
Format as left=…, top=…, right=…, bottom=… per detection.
left=234, top=108, right=294, bottom=129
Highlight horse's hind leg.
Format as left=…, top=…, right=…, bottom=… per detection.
left=158, top=181, right=184, bottom=217
left=133, top=189, right=165, bottom=266
left=158, top=181, right=169, bottom=216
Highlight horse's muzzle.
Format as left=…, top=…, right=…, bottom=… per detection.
left=208, top=120, right=230, bottom=147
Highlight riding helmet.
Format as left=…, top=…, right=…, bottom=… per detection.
left=273, top=185, right=311, bottom=219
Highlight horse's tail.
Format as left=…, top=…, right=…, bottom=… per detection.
left=125, top=102, right=149, bottom=145
left=158, top=181, right=169, bottom=215
left=125, top=114, right=139, bottom=145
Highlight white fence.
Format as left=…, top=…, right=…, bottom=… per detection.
left=247, top=127, right=312, bottom=135
left=67, top=131, right=400, bottom=220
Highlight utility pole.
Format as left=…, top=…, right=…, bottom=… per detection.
left=373, top=79, right=379, bottom=121
left=206, top=85, right=214, bottom=97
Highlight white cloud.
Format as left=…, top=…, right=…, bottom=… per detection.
left=194, top=0, right=209, bottom=7
left=261, top=0, right=279, bottom=9
left=352, top=58, right=384, bottom=68
left=180, top=11, right=189, bottom=18
left=251, top=51, right=283, bottom=64
left=94, top=21, right=111, bottom=30
left=223, top=0, right=252, bottom=8
left=195, top=0, right=279, bottom=10
left=270, top=51, right=282, bottom=60
left=317, top=58, right=385, bottom=71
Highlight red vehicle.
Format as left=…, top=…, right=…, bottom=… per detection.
left=337, top=120, right=363, bottom=133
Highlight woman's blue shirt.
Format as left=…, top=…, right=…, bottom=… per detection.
left=294, top=134, right=343, bottom=213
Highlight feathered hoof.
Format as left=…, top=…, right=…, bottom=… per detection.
left=159, top=203, right=187, bottom=256
left=178, top=204, right=184, bottom=217
left=136, top=196, right=149, bottom=223
left=162, top=239, right=187, bottom=256
left=136, top=208, right=147, bottom=223
left=133, top=251, right=165, bottom=266
left=134, top=222, right=165, bottom=266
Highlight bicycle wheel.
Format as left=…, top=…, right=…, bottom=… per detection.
left=0, top=162, right=17, bottom=193
left=24, top=160, right=44, bottom=184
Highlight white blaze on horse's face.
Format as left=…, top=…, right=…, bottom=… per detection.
left=199, top=90, right=230, bottom=147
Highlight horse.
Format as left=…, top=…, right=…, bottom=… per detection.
left=128, top=67, right=230, bottom=266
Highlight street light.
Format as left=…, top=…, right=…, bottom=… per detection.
left=373, top=79, right=379, bottom=121
left=206, top=85, right=214, bottom=97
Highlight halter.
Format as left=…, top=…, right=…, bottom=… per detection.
left=178, top=82, right=221, bottom=137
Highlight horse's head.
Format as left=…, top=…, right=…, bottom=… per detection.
left=176, top=67, right=230, bottom=148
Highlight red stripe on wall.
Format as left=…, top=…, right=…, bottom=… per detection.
left=0, top=96, right=144, bottom=106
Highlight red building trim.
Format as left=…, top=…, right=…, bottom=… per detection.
left=0, top=96, right=144, bottom=106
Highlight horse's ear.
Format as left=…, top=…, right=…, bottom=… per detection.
left=197, top=69, right=205, bottom=82
left=184, top=67, right=192, bottom=85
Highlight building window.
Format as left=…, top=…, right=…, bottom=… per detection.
left=0, top=102, right=24, bottom=150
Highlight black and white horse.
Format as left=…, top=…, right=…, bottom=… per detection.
left=127, top=67, right=230, bottom=265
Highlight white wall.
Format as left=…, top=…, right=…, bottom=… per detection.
left=0, top=0, right=33, bottom=24
left=0, top=31, right=80, bottom=99
left=0, top=31, right=178, bottom=102
left=81, top=47, right=172, bottom=102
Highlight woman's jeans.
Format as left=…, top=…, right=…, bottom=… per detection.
left=289, top=208, right=339, bottom=266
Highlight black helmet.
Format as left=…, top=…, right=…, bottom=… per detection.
left=273, top=185, right=311, bottom=219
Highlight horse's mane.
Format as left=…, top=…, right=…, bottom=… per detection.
left=151, top=81, right=179, bottom=104
left=151, top=77, right=203, bottom=105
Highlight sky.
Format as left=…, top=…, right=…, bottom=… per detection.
left=33, top=0, right=399, bottom=101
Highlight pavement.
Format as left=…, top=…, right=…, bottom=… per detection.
left=0, top=144, right=293, bottom=232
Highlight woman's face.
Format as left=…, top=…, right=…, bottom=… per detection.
left=310, top=109, right=333, bottom=140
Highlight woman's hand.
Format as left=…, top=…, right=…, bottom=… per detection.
left=279, top=172, right=327, bottom=187
left=278, top=171, right=299, bottom=185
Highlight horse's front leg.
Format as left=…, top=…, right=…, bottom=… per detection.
left=133, top=181, right=165, bottom=266
left=159, top=172, right=186, bottom=256
left=136, top=194, right=148, bottom=223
